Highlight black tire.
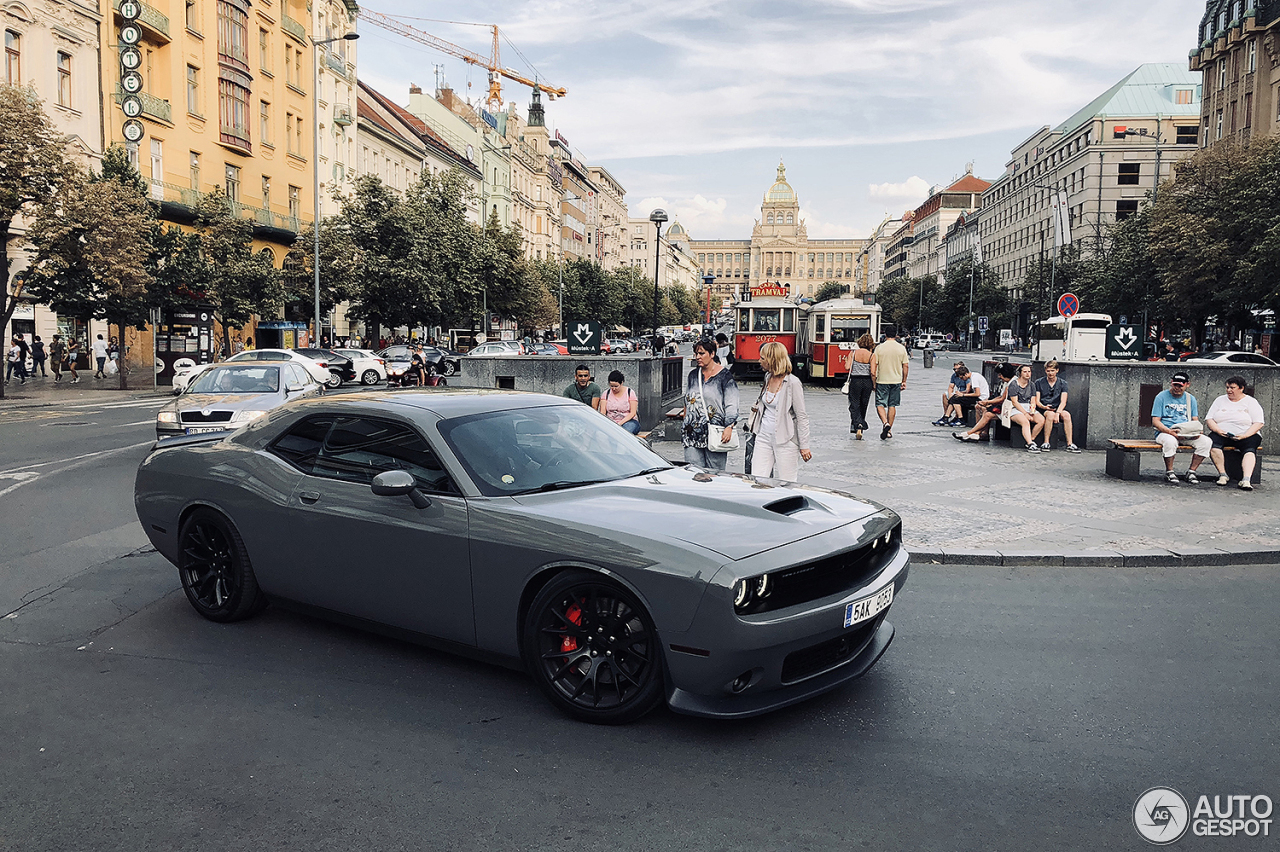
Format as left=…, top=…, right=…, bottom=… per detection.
left=361, top=369, right=380, bottom=385
left=441, top=360, right=458, bottom=376
left=522, top=570, right=664, bottom=724
left=326, top=371, right=342, bottom=388
left=177, top=508, right=267, bottom=623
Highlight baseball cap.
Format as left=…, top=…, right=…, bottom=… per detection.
left=1171, top=372, right=1189, bottom=384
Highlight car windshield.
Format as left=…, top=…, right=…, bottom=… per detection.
left=438, top=404, right=671, bottom=496
left=381, top=347, right=412, bottom=360
left=189, top=365, right=280, bottom=394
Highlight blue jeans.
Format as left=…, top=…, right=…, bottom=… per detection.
left=621, top=419, right=640, bottom=435
left=684, top=445, right=728, bottom=471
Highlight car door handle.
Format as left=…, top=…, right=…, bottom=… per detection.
left=298, top=491, right=321, bottom=504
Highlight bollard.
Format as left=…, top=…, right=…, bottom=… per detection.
left=923, top=349, right=935, bottom=368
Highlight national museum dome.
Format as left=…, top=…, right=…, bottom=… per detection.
left=765, top=161, right=797, bottom=204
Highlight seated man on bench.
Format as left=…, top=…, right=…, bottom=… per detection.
left=1151, top=371, right=1212, bottom=484
left=1204, top=375, right=1265, bottom=491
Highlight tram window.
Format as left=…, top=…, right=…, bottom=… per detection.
left=737, top=311, right=748, bottom=332
left=753, top=310, right=781, bottom=332
left=815, top=314, right=826, bottom=339
left=783, top=311, right=794, bottom=332
left=830, top=316, right=871, bottom=343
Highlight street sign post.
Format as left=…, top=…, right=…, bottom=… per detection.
left=567, top=320, right=603, bottom=356
left=1057, top=292, right=1080, bottom=318
left=978, top=316, right=988, bottom=332
left=1106, top=324, right=1141, bottom=360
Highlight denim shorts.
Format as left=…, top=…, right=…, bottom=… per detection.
left=875, top=383, right=901, bottom=408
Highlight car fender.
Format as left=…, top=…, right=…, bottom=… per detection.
left=512, top=559, right=707, bottom=663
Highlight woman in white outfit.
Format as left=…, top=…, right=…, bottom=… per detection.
left=748, top=342, right=812, bottom=479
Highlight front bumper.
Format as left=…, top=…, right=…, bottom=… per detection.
left=661, top=546, right=909, bottom=719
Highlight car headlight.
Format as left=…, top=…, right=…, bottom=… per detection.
left=733, top=572, right=772, bottom=614
left=231, top=410, right=267, bottom=423
left=156, top=411, right=178, bottom=423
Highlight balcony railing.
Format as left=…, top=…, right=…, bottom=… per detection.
left=325, top=49, right=347, bottom=75
left=114, top=0, right=170, bottom=41
left=281, top=14, right=307, bottom=44
left=113, top=87, right=172, bottom=123
left=156, top=182, right=303, bottom=234
left=333, top=103, right=353, bottom=126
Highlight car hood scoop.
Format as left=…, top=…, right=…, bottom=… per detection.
left=517, top=469, right=882, bottom=560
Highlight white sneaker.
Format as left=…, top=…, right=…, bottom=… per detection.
left=1027, top=443, right=1040, bottom=453
left=1165, top=470, right=1179, bottom=484
left=1040, top=442, right=1051, bottom=452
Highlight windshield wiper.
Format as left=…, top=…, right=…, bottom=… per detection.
left=632, top=466, right=673, bottom=477
left=510, top=478, right=613, bottom=495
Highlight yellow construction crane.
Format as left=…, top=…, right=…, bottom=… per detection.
left=358, top=9, right=566, bottom=114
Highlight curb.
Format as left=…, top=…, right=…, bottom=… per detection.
left=910, top=547, right=1280, bottom=567
left=0, top=390, right=171, bottom=409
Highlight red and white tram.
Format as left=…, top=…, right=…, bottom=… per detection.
left=801, top=296, right=883, bottom=381
left=730, top=284, right=807, bottom=378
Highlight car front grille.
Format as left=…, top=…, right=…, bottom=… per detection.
left=748, top=524, right=900, bottom=615
left=180, top=410, right=234, bottom=423
left=780, top=613, right=885, bottom=684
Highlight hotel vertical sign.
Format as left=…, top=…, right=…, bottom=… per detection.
left=118, top=1, right=145, bottom=144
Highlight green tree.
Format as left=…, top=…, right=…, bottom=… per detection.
left=933, top=258, right=1008, bottom=347
left=1148, top=136, right=1280, bottom=345
left=814, top=281, right=848, bottom=304
left=24, top=146, right=155, bottom=389
left=876, top=274, right=937, bottom=332
left=190, top=188, right=282, bottom=356
left=0, top=85, right=74, bottom=398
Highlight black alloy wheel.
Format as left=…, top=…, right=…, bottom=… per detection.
left=361, top=369, right=380, bottom=385
left=523, top=570, right=664, bottom=724
left=177, top=508, right=267, bottom=622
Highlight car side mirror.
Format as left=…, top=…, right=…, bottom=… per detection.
left=371, top=470, right=431, bottom=508
left=285, top=382, right=304, bottom=394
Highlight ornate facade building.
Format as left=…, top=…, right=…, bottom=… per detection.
left=686, top=163, right=867, bottom=301
left=1189, top=0, right=1279, bottom=148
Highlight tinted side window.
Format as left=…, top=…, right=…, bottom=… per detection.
left=268, top=416, right=334, bottom=473
left=258, top=352, right=289, bottom=361
left=313, top=417, right=457, bottom=494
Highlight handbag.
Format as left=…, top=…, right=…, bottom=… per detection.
left=1173, top=421, right=1204, bottom=437
left=698, top=370, right=739, bottom=452
left=840, top=376, right=850, bottom=394
left=746, top=385, right=766, bottom=435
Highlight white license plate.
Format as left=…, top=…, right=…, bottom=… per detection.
left=185, top=426, right=228, bottom=435
left=844, top=584, right=893, bottom=628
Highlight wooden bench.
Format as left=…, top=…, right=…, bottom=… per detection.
left=1105, top=439, right=1262, bottom=483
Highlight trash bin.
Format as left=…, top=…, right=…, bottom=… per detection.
left=923, top=349, right=935, bottom=368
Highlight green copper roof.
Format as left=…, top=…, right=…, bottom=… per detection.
left=1054, top=63, right=1202, bottom=135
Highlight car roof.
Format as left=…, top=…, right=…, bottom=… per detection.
left=284, top=389, right=577, bottom=419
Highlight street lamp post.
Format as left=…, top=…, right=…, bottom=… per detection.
left=312, top=31, right=358, bottom=348
left=649, top=208, right=668, bottom=353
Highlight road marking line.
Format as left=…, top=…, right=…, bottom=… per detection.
left=0, top=440, right=153, bottom=476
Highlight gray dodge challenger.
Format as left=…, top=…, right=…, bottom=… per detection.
left=135, top=390, right=909, bottom=723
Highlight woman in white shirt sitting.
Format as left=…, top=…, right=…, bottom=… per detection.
left=1204, top=375, right=1265, bottom=490
left=747, top=342, right=812, bottom=480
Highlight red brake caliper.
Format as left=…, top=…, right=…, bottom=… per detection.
left=561, top=601, right=583, bottom=653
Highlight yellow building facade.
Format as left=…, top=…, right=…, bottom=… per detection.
left=103, top=0, right=323, bottom=264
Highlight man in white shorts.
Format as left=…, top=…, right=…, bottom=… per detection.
left=1150, top=371, right=1212, bottom=484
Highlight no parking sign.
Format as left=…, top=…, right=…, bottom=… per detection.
left=1057, top=293, right=1080, bottom=318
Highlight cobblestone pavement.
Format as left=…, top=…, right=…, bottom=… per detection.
left=650, top=369, right=1278, bottom=559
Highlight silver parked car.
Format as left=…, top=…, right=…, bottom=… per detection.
left=135, top=391, right=909, bottom=723
left=155, top=362, right=323, bottom=440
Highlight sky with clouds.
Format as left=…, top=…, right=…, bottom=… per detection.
left=355, top=0, right=1208, bottom=240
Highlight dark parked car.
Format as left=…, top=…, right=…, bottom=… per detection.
left=135, top=391, right=909, bottom=724
left=378, top=345, right=460, bottom=384
left=294, top=348, right=354, bottom=387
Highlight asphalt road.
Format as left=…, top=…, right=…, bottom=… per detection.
left=1, top=394, right=1276, bottom=851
